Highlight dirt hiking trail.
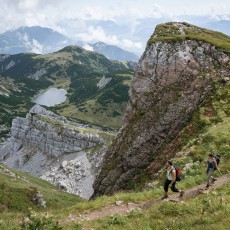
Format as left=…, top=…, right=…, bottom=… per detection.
left=65, top=172, right=230, bottom=223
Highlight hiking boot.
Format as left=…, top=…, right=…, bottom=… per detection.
left=160, top=195, right=168, bottom=200
left=211, top=176, right=217, bottom=182
left=179, top=190, right=184, bottom=197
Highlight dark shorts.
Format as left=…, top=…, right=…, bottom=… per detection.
left=164, top=179, right=179, bottom=192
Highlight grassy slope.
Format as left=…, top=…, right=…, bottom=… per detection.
left=1, top=25, right=230, bottom=229
left=56, top=72, right=132, bottom=129
left=0, top=75, right=36, bottom=138
left=0, top=48, right=132, bottom=135
left=0, top=164, right=83, bottom=229
left=83, top=184, right=230, bottom=230
left=148, top=22, right=230, bottom=54
left=62, top=80, right=230, bottom=229
left=1, top=75, right=229, bottom=230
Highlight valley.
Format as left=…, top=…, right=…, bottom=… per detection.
left=0, top=45, right=134, bottom=139
left=0, top=21, right=230, bottom=230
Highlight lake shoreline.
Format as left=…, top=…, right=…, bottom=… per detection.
left=32, top=87, right=67, bottom=107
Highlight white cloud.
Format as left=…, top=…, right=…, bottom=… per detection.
left=0, top=0, right=230, bottom=55
left=31, top=39, right=44, bottom=54
left=74, top=26, right=120, bottom=44
left=78, top=6, right=108, bottom=20
left=74, top=26, right=143, bottom=53
left=83, top=44, right=94, bottom=51
left=210, top=14, right=230, bottom=21
left=122, top=39, right=143, bottom=50
left=16, top=32, right=43, bottom=53
left=0, top=0, right=230, bottom=34
left=18, top=0, right=39, bottom=11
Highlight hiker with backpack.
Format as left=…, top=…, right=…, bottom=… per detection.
left=161, top=160, right=183, bottom=199
left=206, top=153, right=221, bottom=189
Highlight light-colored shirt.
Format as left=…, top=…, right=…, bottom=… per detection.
left=167, top=166, right=175, bottom=180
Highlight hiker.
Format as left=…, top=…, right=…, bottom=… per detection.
left=161, top=160, right=183, bottom=199
left=206, top=153, right=220, bottom=189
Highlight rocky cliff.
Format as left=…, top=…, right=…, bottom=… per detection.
left=93, top=22, right=230, bottom=196
left=0, top=105, right=114, bottom=199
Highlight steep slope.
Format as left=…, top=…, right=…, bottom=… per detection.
left=0, top=74, right=35, bottom=139
left=0, top=162, right=84, bottom=229
left=0, top=46, right=132, bottom=135
left=0, top=105, right=115, bottom=199
left=93, top=22, right=230, bottom=196
left=0, top=45, right=127, bottom=80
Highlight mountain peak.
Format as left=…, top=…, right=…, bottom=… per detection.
left=148, top=22, right=230, bottom=53
left=93, top=23, right=230, bottom=196
left=154, top=22, right=194, bottom=36
left=58, top=45, right=85, bottom=53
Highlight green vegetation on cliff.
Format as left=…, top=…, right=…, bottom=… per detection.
left=2, top=70, right=229, bottom=230
left=148, top=22, right=230, bottom=53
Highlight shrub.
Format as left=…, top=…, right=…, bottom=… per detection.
left=20, top=211, right=63, bottom=230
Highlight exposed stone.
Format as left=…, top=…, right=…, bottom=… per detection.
left=0, top=165, right=16, bottom=178
left=33, top=191, right=46, bottom=208
left=27, top=68, right=47, bottom=80
left=61, top=160, right=68, bottom=168
left=5, top=60, right=15, bottom=70
left=93, top=22, right=230, bottom=197
left=115, top=200, right=123, bottom=206
left=0, top=105, right=108, bottom=199
left=97, top=76, right=112, bottom=89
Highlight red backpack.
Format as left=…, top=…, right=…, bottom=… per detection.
left=174, top=165, right=182, bottom=181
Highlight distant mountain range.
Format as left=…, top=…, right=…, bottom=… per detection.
left=89, top=42, right=139, bottom=62
left=0, top=26, right=139, bottom=62
left=0, top=26, right=74, bottom=54
left=202, top=20, right=230, bottom=36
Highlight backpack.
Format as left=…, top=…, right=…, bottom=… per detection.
left=174, top=165, right=182, bottom=181
left=214, top=155, right=220, bottom=170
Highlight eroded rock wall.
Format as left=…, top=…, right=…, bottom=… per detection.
left=0, top=105, right=108, bottom=199
left=93, top=25, right=230, bottom=196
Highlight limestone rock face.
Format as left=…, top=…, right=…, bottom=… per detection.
left=0, top=105, right=108, bottom=199
left=28, top=69, right=47, bottom=80
left=93, top=22, right=230, bottom=197
left=97, top=76, right=112, bottom=89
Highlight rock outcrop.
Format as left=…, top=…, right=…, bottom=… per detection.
left=93, top=22, right=230, bottom=196
left=0, top=105, right=112, bottom=199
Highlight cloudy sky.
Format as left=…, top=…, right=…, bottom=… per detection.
left=0, top=0, right=230, bottom=53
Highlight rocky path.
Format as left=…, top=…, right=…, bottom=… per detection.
left=64, top=172, right=230, bottom=223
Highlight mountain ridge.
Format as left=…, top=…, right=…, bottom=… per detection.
left=0, top=47, right=133, bottom=141
left=0, top=104, right=113, bottom=199
left=0, top=26, right=139, bottom=62
left=89, top=42, right=139, bottom=62
left=93, top=22, right=230, bottom=196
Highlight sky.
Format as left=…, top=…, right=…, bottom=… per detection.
left=0, top=0, right=230, bottom=53
left=1, top=0, right=230, bottom=32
